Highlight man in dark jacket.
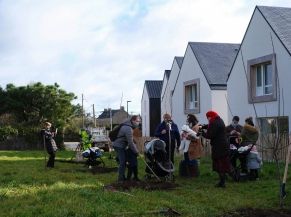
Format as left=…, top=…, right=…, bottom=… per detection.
left=154, top=113, right=181, bottom=164
left=112, top=115, right=140, bottom=182
left=201, top=111, right=230, bottom=188
left=40, top=122, right=58, bottom=168
left=226, top=116, right=243, bottom=169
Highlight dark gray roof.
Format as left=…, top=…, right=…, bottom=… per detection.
left=98, top=109, right=122, bottom=119
left=165, top=70, right=171, bottom=80
left=258, top=6, right=291, bottom=55
left=175, top=56, right=184, bottom=68
left=145, top=80, right=163, bottom=98
left=189, top=42, right=240, bottom=89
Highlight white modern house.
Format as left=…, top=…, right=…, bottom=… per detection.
left=172, top=42, right=240, bottom=128
left=160, top=57, right=183, bottom=120
left=227, top=6, right=291, bottom=134
left=141, top=80, right=163, bottom=137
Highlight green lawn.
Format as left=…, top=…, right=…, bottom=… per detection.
left=0, top=150, right=290, bottom=217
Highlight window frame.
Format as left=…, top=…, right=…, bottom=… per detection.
left=247, top=54, right=277, bottom=103
left=184, top=78, right=200, bottom=114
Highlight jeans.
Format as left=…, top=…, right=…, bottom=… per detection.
left=114, top=146, right=126, bottom=181
left=47, top=151, right=55, bottom=168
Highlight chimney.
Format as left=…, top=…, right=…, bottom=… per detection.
left=120, top=106, right=124, bottom=111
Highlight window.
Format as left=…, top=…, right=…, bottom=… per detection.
left=255, top=63, right=272, bottom=96
left=184, top=79, right=200, bottom=114
left=247, top=54, right=277, bottom=103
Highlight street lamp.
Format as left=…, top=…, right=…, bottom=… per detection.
left=126, top=100, right=131, bottom=118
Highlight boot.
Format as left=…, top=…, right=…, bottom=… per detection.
left=127, top=167, right=133, bottom=180
left=215, top=173, right=226, bottom=188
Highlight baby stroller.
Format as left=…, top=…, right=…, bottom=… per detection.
left=229, top=136, right=253, bottom=182
left=144, top=139, right=175, bottom=180
left=82, top=147, right=105, bottom=167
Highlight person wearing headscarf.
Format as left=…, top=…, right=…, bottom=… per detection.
left=200, top=111, right=230, bottom=187
left=155, top=113, right=181, bottom=164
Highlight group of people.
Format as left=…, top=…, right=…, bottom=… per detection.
left=41, top=110, right=261, bottom=188
left=152, top=111, right=261, bottom=188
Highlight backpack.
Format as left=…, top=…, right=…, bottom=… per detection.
left=108, top=124, right=124, bottom=142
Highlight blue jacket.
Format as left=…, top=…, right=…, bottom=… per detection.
left=247, top=151, right=262, bottom=169
left=154, top=121, right=181, bottom=148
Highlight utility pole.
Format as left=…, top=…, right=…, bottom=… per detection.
left=109, top=108, right=113, bottom=131
left=82, top=94, right=84, bottom=128
left=93, top=104, right=96, bottom=127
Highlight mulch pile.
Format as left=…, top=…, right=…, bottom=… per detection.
left=104, top=180, right=179, bottom=191
left=222, top=208, right=291, bottom=217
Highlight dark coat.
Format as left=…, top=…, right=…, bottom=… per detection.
left=154, top=121, right=181, bottom=148
left=203, top=117, right=229, bottom=159
left=225, top=124, right=243, bottom=138
left=40, top=129, right=57, bottom=153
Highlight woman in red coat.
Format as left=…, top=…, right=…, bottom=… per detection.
left=201, top=111, right=231, bottom=188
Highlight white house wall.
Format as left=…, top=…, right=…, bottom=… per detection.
left=228, top=8, right=291, bottom=131
left=160, top=74, right=168, bottom=116
left=211, top=90, right=228, bottom=125
left=161, top=59, right=181, bottom=120
left=141, top=87, right=150, bottom=137
left=172, top=45, right=212, bottom=129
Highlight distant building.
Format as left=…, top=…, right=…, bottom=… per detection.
left=97, top=106, right=129, bottom=127
left=141, top=80, right=163, bottom=137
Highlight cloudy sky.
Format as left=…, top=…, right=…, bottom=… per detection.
left=1, top=0, right=291, bottom=116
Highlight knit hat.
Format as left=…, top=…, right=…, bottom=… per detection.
left=206, top=110, right=218, bottom=119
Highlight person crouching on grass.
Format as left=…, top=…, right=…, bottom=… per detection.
left=200, top=111, right=231, bottom=188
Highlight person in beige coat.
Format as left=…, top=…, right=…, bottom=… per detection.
left=186, top=114, right=203, bottom=162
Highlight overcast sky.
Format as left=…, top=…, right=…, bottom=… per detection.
left=1, top=0, right=291, bottom=116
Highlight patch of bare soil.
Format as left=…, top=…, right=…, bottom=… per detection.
left=60, top=166, right=117, bottom=174
left=222, top=208, right=291, bottom=217
left=104, top=180, right=179, bottom=191
left=90, top=166, right=117, bottom=174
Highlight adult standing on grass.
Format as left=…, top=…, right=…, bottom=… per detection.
left=186, top=114, right=203, bottom=164
left=40, top=122, right=58, bottom=168
left=200, top=111, right=230, bottom=188
left=226, top=116, right=243, bottom=169
left=155, top=113, right=181, bottom=164
left=112, top=115, right=140, bottom=183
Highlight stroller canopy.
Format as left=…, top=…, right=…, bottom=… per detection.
left=145, top=139, right=166, bottom=155
left=82, top=147, right=103, bottom=158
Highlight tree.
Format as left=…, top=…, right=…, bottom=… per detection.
left=0, top=82, right=77, bottom=128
